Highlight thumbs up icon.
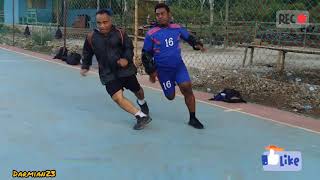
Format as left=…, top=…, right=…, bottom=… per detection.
left=264, top=145, right=284, bottom=165
left=267, top=149, right=280, bottom=165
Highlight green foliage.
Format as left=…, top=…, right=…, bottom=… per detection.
left=68, top=0, right=97, bottom=9
left=166, top=0, right=319, bottom=23
left=0, top=24, right=21, bottom=34
left=31, top=29, right=53, bottom=45
left=309, top=3, right=320, bottom=23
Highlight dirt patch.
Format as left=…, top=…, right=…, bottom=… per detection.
left=189, top=67, right=320, bottom=119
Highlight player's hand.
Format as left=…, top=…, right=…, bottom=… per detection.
left=80, top=69, right=89, bottom=76
left=195, top=44, right=207, bottom=52
left=149, top=72, right=157, bottom=83
left=117, top=58, right=128, bottom=68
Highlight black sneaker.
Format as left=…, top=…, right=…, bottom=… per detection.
left=133, top=115, right=152, bottom=130
left=137, top=100, right=149, bottom=115
left=188, top=117, right=204, bottom=129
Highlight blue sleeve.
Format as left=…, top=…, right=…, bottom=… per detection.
left=179, top=27, right=203, bottom=50
left=179, top=27, right=191, bottom=42
left=143, top=34, right=153, bottom=53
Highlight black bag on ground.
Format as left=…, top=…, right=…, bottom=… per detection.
left=53, top=47, right=68, bottom=61
left=66, top=52, right=81, bottom=65
left=55, top=26, right=63, bottom=39
left=24, top=25, right=31, bottom=37
left=210, top=88, right=247, bottom=103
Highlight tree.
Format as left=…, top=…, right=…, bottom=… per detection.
left=208, top=0, right=214, bottom=25
left=199, top=0, right=206, bottom=12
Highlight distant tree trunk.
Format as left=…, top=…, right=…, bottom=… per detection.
left=200, top=0, right=206, bottom=12
left=208, top=0, right=214, bottom=26
left=124, top=0, right=128, bottom=12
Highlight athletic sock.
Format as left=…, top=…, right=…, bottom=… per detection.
left=137, top=99, right=146, bottom=105
left=135, top=110, right=147, bottom=117
left=190, top=112, right=196, bottom=119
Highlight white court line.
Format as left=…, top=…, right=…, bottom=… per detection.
left=224, top=108, right=243, bottom=112
left=1, top=46, right=319, bottom=135
left=0, top=60, right=37, bottom=62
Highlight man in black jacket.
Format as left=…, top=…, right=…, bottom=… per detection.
left=80, top=9, right=151, bottom=130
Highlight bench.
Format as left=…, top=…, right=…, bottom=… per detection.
left=19, top=9, right=38, bottom=24
left=238, top=44, right=320, bottom=73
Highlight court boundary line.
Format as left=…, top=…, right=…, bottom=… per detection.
left=1, top=46, right=319, bottom=135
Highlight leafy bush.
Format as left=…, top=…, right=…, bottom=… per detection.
left=31, top=29, right=53, bottom=45
left=0, top=24, right=21, bottom=34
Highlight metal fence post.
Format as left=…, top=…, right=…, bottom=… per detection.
left=12, top=0, right=15, bottom=46
left=134, top=0, right=138, bottom=66
left=63, top=0, right=67, bottom=49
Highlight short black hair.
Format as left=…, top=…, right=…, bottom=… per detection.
left=154, top=3, right=170, bottom=13
left=96, top=8, right=113, bottom=16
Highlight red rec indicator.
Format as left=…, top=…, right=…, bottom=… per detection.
left=296, top=13, right=307, bottom=24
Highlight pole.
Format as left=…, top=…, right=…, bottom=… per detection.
left=134, top=0, right=138, bottom=65
left=63, top=0, right=67, bottom=49
left=56, top=0, right=60, bottom=25
left=12, top=0, right=15, bottom=46
left=224, top=0, right=229, bottom=48
left=303, top=25, right=307, bottom=48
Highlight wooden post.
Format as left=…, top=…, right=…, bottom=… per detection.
left=133, top=0, right=138, bottom=66
left=254, top=21, right=257, bottom=40
left=249, top=47, right=254, bottom=66
left=63, top=0, right=67, bottom=50
left=56, top=0, right=60, bottom=25
left=277, top=51, right=281, bottom=71
left=224, top=0, right=229, bottom=48
left=280, top=51, right=286, bottom=73
left=303, top=25, right=307, bottom=48
left=12, top=0, right=15, bottom=46
left=242, top=47, right=248, bottom=67
left=277, top=51, right=286, bottom=73
left=281, top=51, right=286, bottom=72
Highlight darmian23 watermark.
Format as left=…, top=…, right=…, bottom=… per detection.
left=12, top=170, right=56, bottom=178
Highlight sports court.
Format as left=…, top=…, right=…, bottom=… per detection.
left=1, top=47, right=320, bottom=179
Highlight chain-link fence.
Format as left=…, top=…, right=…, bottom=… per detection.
left=0, top=0, right=319, bottom=117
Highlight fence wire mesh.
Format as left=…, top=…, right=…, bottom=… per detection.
left=0, top=0, right=319, bottom=117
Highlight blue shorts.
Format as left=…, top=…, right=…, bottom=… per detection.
left=157, top=63, right=191, bottom=97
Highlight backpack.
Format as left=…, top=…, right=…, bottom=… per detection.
left=55, top=26, right=63, bottom=39
left=87, top=28, right=124, bottom=49
left=66, top=52, right=81, bottom=65
left=53, top=47, right=68, bottom=61
left=210, top=88, right=247, bottom=103
left=23, top=25, right=31, bottom=37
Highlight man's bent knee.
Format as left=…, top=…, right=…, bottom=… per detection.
left=179, top=82, right=193, bottom=96
left=111, top=90, right=124, bottom=103
left=181, top=87, right=193, bottom=96
left=135, top=87, right=144, bottom=95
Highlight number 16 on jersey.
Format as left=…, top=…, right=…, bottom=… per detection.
left=165, top=38, right=174, bottom=47
left=162, top=80, right=172, bottom=90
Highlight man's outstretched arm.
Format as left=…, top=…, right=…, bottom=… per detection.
left=80, top=35, right=94, bottom=76
left=141, top=49, right=156, bottom=75
left=180, top=27, right=205, bottom=51
left=141, top=34, right=157, bottom=75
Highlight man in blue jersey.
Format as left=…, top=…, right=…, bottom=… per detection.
left=141, top=3, right=205, bottom=129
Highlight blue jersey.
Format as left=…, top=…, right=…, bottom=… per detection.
left=142, top=24, right=191, bottom=68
